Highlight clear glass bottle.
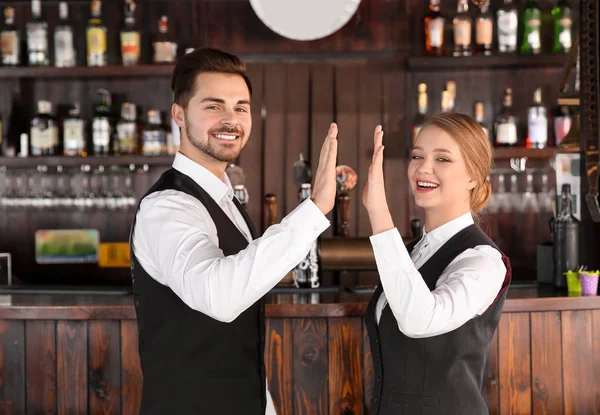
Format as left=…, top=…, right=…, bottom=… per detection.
left=494, top=88, right=519, bottom=147
left=453, top=0, right=472, bottom=57
left=30, top=100, right=59, bottom=156
left=552, top=0, right=573, bottom=54
left=115, top=102, right=139, bottom=154
left=412, top=83, right=428, bottom=143
left=497, top=0, right=518, bottom=54
left=475, top=0, right=493, bottom=56
left=54, top=2, right=76, bottom=68
left=63, top=103, right=87, bottom=156
left=142, top=110, right=167, bottom=155
left=153, top=16, right=177, bottom=64
left=86, top=0, right=107, bottom=67
left=424, top=0, right=445, bottom=56
left=526, top=87, right=547, bottom=148
left=120, top=0, right=140, bottom=66
left=92, top=89, right=112, bottom=155
left=1, top=6, right=20, bottom=66
left=520, top=0, right=542, bottom=55
left=474, top=101, right=489, bottom=139
left=26, top=0, right=49, bottom=66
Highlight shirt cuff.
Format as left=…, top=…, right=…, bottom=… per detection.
left=369, top=228, right=413, bottom=271
left=281, top=198, right=330, bottom=237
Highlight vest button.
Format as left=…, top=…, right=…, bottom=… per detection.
left=261, top=335, right=265, bottom=342
left=375, top=358, right=380, bottom=364
left=374, top=397, right=379, bottom=403
left=376, top=377, right=381, bottom=383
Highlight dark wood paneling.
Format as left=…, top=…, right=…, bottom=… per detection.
left=562, top=310, right=595, bottom=414
left=25, top=320, right=56, bottom=415
left=362, top=320, right=374, bottom=413
left=292, top=318, right=328, bottom=415
left=498, top=312, right=531, bottom=415
left=530, top=312, right=563, bottom=414
left=593, top=310, right=600, bottom=415
left=121, top=320, right=142, bottom=415
left=328, top=317, right=363, bottom=415
left=57, top=320, right=88, bottom=413
left=89, top=321, right=121, bottom=414
left=265, top=318, right=293, bottom=415
left=0, top=320, right=25, bottom=415
left=483, top=330, right=499, bottom=415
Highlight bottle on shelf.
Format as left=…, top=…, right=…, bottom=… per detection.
left=63, top=103, right=87, bottom=157
left=120, top=0, right=140, bottom=66
left=494, top=88, right=519, bottom=147
left=142, top=110, right=167, bottom=155
left=86, top=0, right=107, bottom=67
left=153, top=16, right=177, bottom=64
left=526, top=87, right=548, bottom=148
left=552, top=0, right=573, bottom=54
left=453, top=0, right=472, bottom=57
left=475, top=0, right=493, bottom=56
left=92, top=89, right=113, bottom=155
left=520, top=0, right=542, bottom=55
left=552, top=183, right=580, bottom=288
left=473, top=101, right=489, bottom=139
left=553, top=105, right=572, bottom=146
left=4, top=91, right=26, bottom=157
left=115, top=102, right=139, bottom=155
left=441, top=81, right=455, bottom=113
left=424, top=0, right=445, bottom=56
left=1, top=6, right=20, bottom=66
left=26, top=0, right=49, bottom=66
left=497, top=0, right=518, bottom=54
left=411, top=83, right=428, bottom=143
left=30, top=100, right=59, bottom=156
left=293, top=183, right=319, bottom=289
left=54, top=2, right=76, bottom=68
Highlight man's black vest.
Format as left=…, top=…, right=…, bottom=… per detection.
left=364, top=224, right=511, bottom=415
left=130, top=168, right=266, bottom=415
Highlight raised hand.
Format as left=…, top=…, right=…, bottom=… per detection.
left=311, top=123, right=339, bottom=215
left=363, top=125, right=394, bottom=234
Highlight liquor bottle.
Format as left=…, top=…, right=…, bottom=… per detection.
left=453, top=0, right=472, bottom=57
left=526, top=87, right=547, bottom=148
left=552, top=184, right=580, bottom=288
left=30, top=100, right=59, bottom=156
left=424, top=0, right=445, bottom=56
left=153, top=16, right=177, bottom=64
left=115, top=102, right=139, bottom=154
left=141, top=110, right=167, bottom=155
left=120, top=0, right=140, bottom=66
left=497, top=0, right=518, bottom=54
left=475, top=0, right=493, bottom=56
left=54, top=2, right=76, bottom=68
left=26, top=0, right=49, bottom=66
left=446, top=80, right=456, bottom=110
left=63, top=103, right=87, bottom=156
left=411, top=83, right=428, bottom=143
left=441, top=90, right=453, bottom=113
left=494, top=88, right=518, bottom=147
left=553, top=105, right=572, bottom=146
left=473, top=101, right=489, bottom=139
left=293, top=183, right=319, bottom=288
left=520, top=0, right=542, bottom=55
left=552, top=0, right=573, bottom=53
left=1, top=6, right=20, bottom=66
left=4, top=92, right=26, bottom=157
left=92, top=89, right=112, bottom=155
left=86, top=0, right=107, bottom=67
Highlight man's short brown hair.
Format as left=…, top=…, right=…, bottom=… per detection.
left=171, top=48, right=252, bottom=108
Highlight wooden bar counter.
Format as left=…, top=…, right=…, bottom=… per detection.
left=0, top=286, right=598, bottom=414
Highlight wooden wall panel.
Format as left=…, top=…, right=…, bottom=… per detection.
left=498, top=312, right=531, bottom=415
left=530, top=312, right=563, bottom=415
left=265, top=318, right=293, bottom=415
left=25, top=320, right=56, bottom=415
left=121, top=320, right=142, bottom=415
left=594, top=310, right=600, bottom=415
left=57, top=320, right=88, bottom=414
left=0, top=320, right=25, bottom=415
left=362, top=320, right=374, bottom=413
left=562, top=310, right=595, bottom=415
left=483, top=330, right=499, bottom=415
left=89, top=321, right=121, bottom=415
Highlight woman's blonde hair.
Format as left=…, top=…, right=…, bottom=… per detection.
left=419, top=112, right=493, bottom=213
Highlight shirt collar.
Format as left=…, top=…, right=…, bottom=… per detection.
left=414, top=212, right=474, bottom=252
left=172, top=152, right=234, bottom=203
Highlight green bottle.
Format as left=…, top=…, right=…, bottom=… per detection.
left=520, top=0, right=542, bottom=55
left=552, top=0, right=573, bottom=53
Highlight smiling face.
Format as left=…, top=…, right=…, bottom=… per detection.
left=172, top=72, right=252, bottom=168
left=408, top=125, right=475, bottom=215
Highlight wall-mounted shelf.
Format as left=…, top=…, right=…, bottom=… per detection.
left=407, top=54, right=568, bottom=71
left=493, top=147, right=578, bottom=159
left=0, top=65, right=176, bottom=79
left=0, top=155, right=175, bottom=168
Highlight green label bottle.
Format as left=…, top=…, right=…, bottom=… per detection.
left=552, top=0, right=573, bottom=53
left=520, top=0, right=542, bottom=55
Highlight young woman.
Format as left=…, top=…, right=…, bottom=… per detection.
left=362, top=112, right=511, bottom=415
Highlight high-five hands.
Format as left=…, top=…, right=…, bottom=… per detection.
left=312, top=123, right=339, bottom=215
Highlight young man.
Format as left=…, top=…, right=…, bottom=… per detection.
left=130, top=48, right=338, bottom=414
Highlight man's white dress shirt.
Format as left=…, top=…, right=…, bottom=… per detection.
left=132, top=152, right=330, bottom=414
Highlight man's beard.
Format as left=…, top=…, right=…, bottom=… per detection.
left=185, top=118, right=243, bottom=163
